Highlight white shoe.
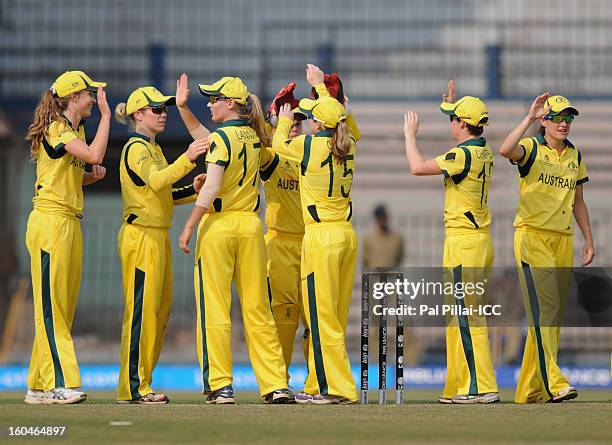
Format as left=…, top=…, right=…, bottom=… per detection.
left=311, top=394, right=355, bottom=405
left=551, top=386, right=578, bottom=403
left=295, top=392, right=314, bottom=404
left=24, top=389, right=46, bottom=405
left=451, top=392, right=500, bottom=404
left=48, top=387, right=87, bottom=404
left=117, top=392, right=169, bottom=405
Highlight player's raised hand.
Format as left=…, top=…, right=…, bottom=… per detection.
left=582, top=241, right=595, bottom=266
left=193, top=173, right=207, bottom=193
left=96, top=87, right=111, bottom=118
left=404, top=110, right=419, bottom=137
left=186, top=138, right=209, bottom=162
left=442, top=80, right=456, bottom=103
left=278, top=103, right=294, bottom=121
left=527, top=92, right=552, bottom=121
left=306, top=64, right=324, bottom=87
left=176, top=73, right=190, bottom=107
left=343, top=95, right=351, bottom=113
left=178, top=225, right=194, bottom=254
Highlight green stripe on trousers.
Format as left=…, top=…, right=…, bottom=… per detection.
left=307, top=272, right=328, bottom=395
left=198, top=258, right=211, bottom=393
left=41, top=249, right=65, bottom=388
left=521, top=261, right=554, bottom=399
left=129, top=268, right=145, bottom=400
left=453, top=265, right=478, bottom=395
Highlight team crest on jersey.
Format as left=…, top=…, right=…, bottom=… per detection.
left=568, top=160, right=578, bottom=173
left=543, top=154, right=552, bottom=165
left=280, top=159, right=295, bottom=172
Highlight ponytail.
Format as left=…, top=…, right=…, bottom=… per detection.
left=236, top=94, right=270, bottom=147
left=25, top=90, right=70, bottom=161
left=114, top=102, right=135, bottom=129
left=331, top=120, right=351, bottom=164
left=537, top=125, right=546, bottom=137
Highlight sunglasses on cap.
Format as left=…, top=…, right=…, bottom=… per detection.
left=544, top=114, right=575, bottom=124
left=145, top=106, right=167, bottom=115
left=209, top=95, right=230, bottom=105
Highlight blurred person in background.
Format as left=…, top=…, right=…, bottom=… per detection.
left=24, top=71, right=110, bottom=404
left=499, top=93, right=594, bottom=403
left=114, top=86, right=208, bottom=404
left=362, top=204, right=404, bottom=269
left=404, top=80, right=499, bottom=404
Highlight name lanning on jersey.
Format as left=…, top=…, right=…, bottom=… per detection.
left=475, top=148, right=493, bottom=161
left=70, top=156, right=86, bottom=170
left=237, top=129, right=259, bottom=143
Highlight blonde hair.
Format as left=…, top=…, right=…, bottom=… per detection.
left=114, top=102, right=136, bottom=129
left=331, top=121, right=351, bottom=164
left=26, top=90, right=70, bottom=160
left=235, top=94, right=270, bottom=147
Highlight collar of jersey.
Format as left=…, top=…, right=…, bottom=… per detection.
left=457, top=137, right=486, bottom=147
left=128, top=131, right=151, bottom=142
left=217, top=119, right=248, bottom=129
left=63, top=115, right=86, bottom=131
left=315, top=129, right=334, bottom=137
left=535, top=132, right=574, bottom=149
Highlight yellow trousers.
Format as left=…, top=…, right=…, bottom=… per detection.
left=194, top=212, right=287, bottom=396
left=25, top=209, right=82, bottom=391
left=265, top=230, right=308, bottom=371
left=116, top=224, right=173, bottom=401
left=514, top=229, right=573, bottom=403
left=442, top=230, right=498, bottom=398
left=301, top=222, right=358, bottom=401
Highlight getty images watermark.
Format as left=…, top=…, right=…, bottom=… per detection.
left=363, top=268, right=612, bottom=328
left=371, top=276, right=502, bottom=318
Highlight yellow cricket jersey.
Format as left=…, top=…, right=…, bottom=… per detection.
left=119, top=132, right=196, bottom=228
left=32, top=119, right=87, bottom=218
left=206, top=119, right=262, bottom=214
left=260, top=150, right=304, bottom=235
left=272, top=116, right=356, bottom=225
left=511, top=133, right=588, bottom=235
left=434, top=137, right=494, bottom=231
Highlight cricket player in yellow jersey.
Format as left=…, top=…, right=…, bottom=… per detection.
left=261, top=82, right=308, bottom=373
left=178, top=76, right=292, bottom=404
left=499, top=93, right=594, bottom=403
left=114, top=87, right=208, bottom=404
left=403, top=80, right=499, bottom=404
left=24, top=71, right=110, bottom=404
left=270, top=65, right=359, bottom=405
left=260, top=71, right=361, bottom=374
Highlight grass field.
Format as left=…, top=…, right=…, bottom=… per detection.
left=2, top=390, right=612, bottom=444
